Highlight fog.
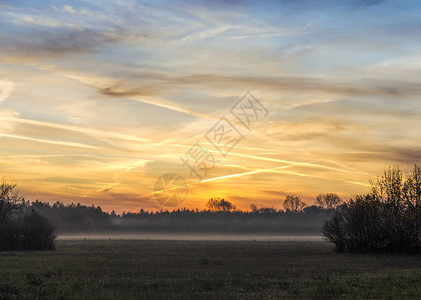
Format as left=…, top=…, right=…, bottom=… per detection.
left=57, top=233, right=323, bottom=242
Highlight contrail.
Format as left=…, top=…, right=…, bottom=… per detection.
left=199, top=165, right=368, bottom=187
left=344, top=180, right=371, bottom=187
left=134, top=161, right=369, bottom=214
left=0, top=133, right=99, bottom=149
left=152, top=162, right=368, bottom=197
left=152, top=161, right=315, bottom=195
left=199, top=163, right=312, bottom=183
left=145, top=155, right=367, bottom=197
left=222, top=151, right=356, bottom=174
left=1, top=116, right=150, bottom=143
left=21, top=63, right=363, bottom=178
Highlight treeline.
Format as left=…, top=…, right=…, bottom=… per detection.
left=1, top=182, right=340, bottom=238
left=29, top=199, right=337, bottom=234
left=31, top=201, right=114, bottom=232
left=120, top=205, right=336, bottom=234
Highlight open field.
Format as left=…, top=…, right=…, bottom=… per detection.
left=56, top=233, right=324, bottom=242
left=1, top=239, right=421, bottom=299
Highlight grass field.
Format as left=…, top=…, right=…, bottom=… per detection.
left=1, top=239, right=421, bottom=299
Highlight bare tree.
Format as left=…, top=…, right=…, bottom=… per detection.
left=403, top=164, right=421, bottom=207
left=370, top=166, right=404, bottom=206
left=0, top=179, right=24, bottom=224
left=315, top=193, right=342, bottom=209
left=283, top=195, right=306, bottom=212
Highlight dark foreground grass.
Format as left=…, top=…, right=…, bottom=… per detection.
left=0, top=240, right=421, bottom=299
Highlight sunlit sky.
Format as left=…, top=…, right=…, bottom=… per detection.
left=1, top=0, right=421, bottom=212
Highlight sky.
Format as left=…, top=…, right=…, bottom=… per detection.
left=1, top=0, right=421, bottom=212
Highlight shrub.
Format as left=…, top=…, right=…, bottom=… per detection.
left=0, top=210, right=56, bottom=251
left=20, top=209, right=56, bottom=250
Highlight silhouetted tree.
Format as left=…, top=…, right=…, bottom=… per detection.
left=250, top=204, right=258, bottom=212
left=259, top=207, right=277, bottom=214
left=403, top=164, right=421, bottom=207
left=316, top=193, right=342, bottom=209
left=206, top=198, right=236, bottom=212
left=206, top=198, right=219, bottom=211
left=283, top=195, right=306, bottom=212
left=0, top=179, right=24, bottom=224
left=250, top=204, right=278, bottom=214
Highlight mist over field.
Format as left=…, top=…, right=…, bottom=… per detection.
left=57, top=233, right=323, bottom=241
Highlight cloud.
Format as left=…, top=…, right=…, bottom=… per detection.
left=59, top=66, right=421, bottom=119
left=264, top=190, right=289, bottom=197
left=62, top=5, right=77, bottom=14
left=0, top=79, right=15, bottom=134
left=172, top=74, right=421, bottom=99
left=7, top=14, right=70, bottom=28
left=1, top=28, right=125, bottom=57
left=0, top=79, right=13, bottom=104
left=55, top=69, right=216, bottom=120
left=0, top=0, right=420, bottom=212
left=335, top=145, right=421, bottom=166
left=101, top=85, right=158, bottom=98
left=0, top=109, right=19, bottom=134
left=268, top=118, right=361, bottom=140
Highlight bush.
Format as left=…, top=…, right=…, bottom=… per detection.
left=0, top=221, right=23, bottom=251
left=0, top=210, right=56, bottom=251
left=323, top=165, right=421, bottom=253
left=20, top=209, right=56, bottom=250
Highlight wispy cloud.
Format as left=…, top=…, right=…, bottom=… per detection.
left=0, top=79, right=13, bottom=104
left=1, top=0, right=420, bottom=212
